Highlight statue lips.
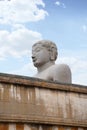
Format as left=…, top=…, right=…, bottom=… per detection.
left=33, top=59, right=36, bottom=63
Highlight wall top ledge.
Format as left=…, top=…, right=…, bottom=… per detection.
left=0, top=73, right=87, bottom=94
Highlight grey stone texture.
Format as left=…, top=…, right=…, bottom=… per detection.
left=0, top=73, right=87, bottom=128
left=32, top=40, right=72, bottom=83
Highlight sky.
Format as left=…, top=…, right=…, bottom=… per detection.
left=0, top=0, right=87, bottom=86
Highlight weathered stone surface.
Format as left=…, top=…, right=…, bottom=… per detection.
left=0, top=73, right=87, bottom=128
left=0, top=123, right=86, bottom=130
left=32, top=40, right=72, bottom=83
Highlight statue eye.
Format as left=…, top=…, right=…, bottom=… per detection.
left=36, top=48, right=41, bottom=52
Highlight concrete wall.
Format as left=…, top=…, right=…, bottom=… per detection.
left=0, top=73, right=87, bottom=130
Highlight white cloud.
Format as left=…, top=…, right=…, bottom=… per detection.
left=82, top=25, right=87, bottom=32
left=62, top=3, right=66, bottom=8
left=74, top=73, right=87, bottom=86
left=72, top=59, right=87, bottom=85
left=0, top=26, right=42, bottom=58
left=0, top=0, right=48, bottom=59
left=55, top=1, right=60, bottom=6
left=55, top=1, right=66, bottom=8
left=0, top=0, right=48, bottom=24
left=9, top=62, right=37, bottom=77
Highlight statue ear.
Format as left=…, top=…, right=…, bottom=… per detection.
left=50, top=47, right=55, bottom=61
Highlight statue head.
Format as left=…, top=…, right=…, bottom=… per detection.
left=32, top=40, right=58, bottom=67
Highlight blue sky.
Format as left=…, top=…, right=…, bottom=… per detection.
left=0, top=0, right=87, bottom=86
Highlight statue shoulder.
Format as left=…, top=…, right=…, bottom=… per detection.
left=52, top=64, right=72, bottom=83
left=54, top=64, right=71, bottom=72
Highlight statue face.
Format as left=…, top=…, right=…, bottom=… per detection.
left=32, top=44, right=50, bottom=67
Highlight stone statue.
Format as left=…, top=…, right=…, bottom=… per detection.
left=32, top=40, right=72, bottom=83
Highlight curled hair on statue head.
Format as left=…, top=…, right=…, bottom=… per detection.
left=33, top=40, right=58, bottom=61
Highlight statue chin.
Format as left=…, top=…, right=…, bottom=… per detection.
left=33, top=62, right=40, bottom=67
left=33, top=61, right=45, bottom=67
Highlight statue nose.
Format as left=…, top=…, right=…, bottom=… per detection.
left=32, top=52, right=37, bottom=59
left=32, top=55, right=35, bottom=59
